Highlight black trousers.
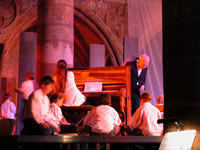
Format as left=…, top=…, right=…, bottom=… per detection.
left=60, top=124, right=77, bottom=133
left=131, top=94, right=140, bottom=116
left=21, top=118, right=53, bottom=135
left=126, top=127, right=143, bottom=136
left=6, top=119, right=15, bottom=135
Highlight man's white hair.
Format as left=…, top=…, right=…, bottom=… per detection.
left=140, top=54, right=150, bottom=65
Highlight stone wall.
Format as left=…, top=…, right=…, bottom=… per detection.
left=0, top=0, right=37, bottom=105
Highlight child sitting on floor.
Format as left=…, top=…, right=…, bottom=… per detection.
left=48, top=92, right=77, bottom=134
left=22, top=76, right=55, bottom=135
left=127, top=92, right=163, bottom=136
left=83, top=93, right=121, bottom=136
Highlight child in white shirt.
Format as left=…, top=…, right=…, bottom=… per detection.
left=22, top=76, right=55, bottom=135
left=127, top=92, right=163, bottom=136
left=83, top=94, right=121, bottom=136
left=49, top=92, right=77, bottom=133
left=1, top=93, right=16, bottom=135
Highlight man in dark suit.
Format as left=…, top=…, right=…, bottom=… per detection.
left=126, top=54, right=150, bottom=115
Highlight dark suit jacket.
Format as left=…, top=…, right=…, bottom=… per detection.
left=126, top=60, right=148, bottom=98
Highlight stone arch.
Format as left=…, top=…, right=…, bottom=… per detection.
left=0, top=6, right=37, bottom=78
left=1, top=2, right=124, bottom=77
left=74, top=3, right=123, bottom=66
left=0, top=5, right=37, bottom=104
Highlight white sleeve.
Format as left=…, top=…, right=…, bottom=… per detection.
left=67, top=71, right=85, bottom=98
left=31, top=93, right=44, bottom=124
left=67, top=71, right=76, bottom=88
left=20, top=81, right=26, bottom=90
left=11, top=102, right=16, bottom=115
left=130, top=108, right=143, bottom=129
left=46, top=106, right=59, bottom=129
left=83, top=108, right=95, bottom=125
left=112, top=108, right=121, bottom=126
left=64, top=71, right=86, bottom=106
left=16, top=82, right=25, bottom=94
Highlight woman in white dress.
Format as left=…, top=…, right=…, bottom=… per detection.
left=53, top=59, right=86, bottom=106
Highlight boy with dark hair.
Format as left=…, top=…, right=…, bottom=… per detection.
left=21, top=76, right=55, bottom=135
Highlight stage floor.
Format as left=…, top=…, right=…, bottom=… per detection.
left=17, top=135, right=163, bottom=150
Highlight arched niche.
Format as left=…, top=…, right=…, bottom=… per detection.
left=74, top=3, right=123, bottom=66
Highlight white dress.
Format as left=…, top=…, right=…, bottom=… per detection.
left=53, top=71, right=86, bottom=106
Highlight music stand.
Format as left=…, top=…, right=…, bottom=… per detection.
left=159, top=130, right=196, bottom=150
left=158, top=118, right=196, bottom=150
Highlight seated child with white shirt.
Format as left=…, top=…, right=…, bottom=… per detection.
left=127, top=92, right=163, bottom=136
left=49, top=92, right=77, bottom=134
left=21, top=76, right=55, bottom=135
left=83, top=94, right=121, bottom=136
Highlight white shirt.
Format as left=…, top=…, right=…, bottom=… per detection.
left=138, top=68, right=142, bottom=77
left=1, top=99, right=16, bottom=119
left=19, top=80, right=35, bottom=99
left=83, top=105, right=121, bottom=134
left=130, top=102, right=163, bottom=136
left=53, top=71, right=86, bottom=106
left=27, top=89, right=51, bottom=124
left=48, top=103, right=69, bottom=128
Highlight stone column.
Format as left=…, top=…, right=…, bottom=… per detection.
left=17, top=32, right=37, bottom=135
left=37, top=0, right=74, bottom=80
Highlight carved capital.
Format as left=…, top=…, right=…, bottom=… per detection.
left=0, top=0, right=16, bottom=30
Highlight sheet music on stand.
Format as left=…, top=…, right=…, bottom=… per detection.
left=159, top=130, right=196, bottom=150
left=84, top=82, right=102, bottom=92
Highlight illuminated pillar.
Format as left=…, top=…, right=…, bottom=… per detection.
left=17, top=32, right=37, bottom=135
left=37, top=0, right=74, bottom=80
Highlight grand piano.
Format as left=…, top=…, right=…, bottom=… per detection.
left=62, top=66, right=132, bottom=126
